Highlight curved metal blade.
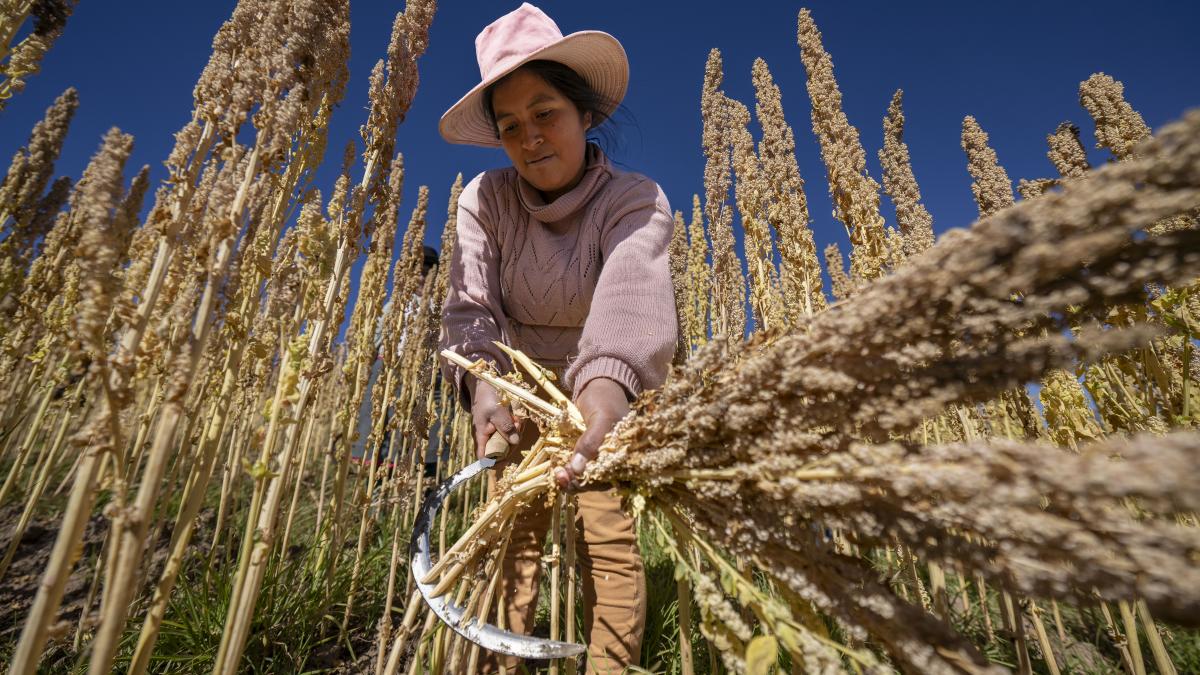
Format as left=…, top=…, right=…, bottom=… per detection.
left=409, top=457, right=586, bottom=660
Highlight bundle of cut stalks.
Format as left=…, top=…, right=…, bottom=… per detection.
left=424, top=111, right=1200, bottom=674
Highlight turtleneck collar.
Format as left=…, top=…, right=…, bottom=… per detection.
left=516, top=142, right=612, bottom=223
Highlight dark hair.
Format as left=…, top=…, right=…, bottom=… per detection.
left=482, top=59, right=627, bottom=154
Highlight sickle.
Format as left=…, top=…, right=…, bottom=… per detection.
left=408, top=436, right=587, bottom=660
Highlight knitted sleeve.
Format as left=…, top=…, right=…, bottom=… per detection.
left=438, top=172, right=512, bottom=408
left=564, top=177, right=678, bottom=399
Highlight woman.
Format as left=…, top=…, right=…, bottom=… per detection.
left=438, top=3, right=677, bottom=671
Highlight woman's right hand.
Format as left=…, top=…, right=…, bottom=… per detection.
left=469, top=376, right=522, bottom=460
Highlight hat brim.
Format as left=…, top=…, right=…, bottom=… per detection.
left=439, top=30, right=629, bottom=147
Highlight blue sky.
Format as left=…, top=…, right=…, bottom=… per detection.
left=5, top=0, right=1199, bottom=317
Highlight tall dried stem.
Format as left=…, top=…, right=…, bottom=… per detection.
left=8, top=126, right=135, bottom=675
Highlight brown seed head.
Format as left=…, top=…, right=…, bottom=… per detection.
left=431, top=173, right=464, bottom=311
left=1047, top=121, right=1091, bottom=179
left=701, top=49, right=746, bottom=342
left=879, top=90, right=935, bottom=258
left=1, top=87, right=78, bottom=229
left=1079, top=72, right=1151, bottom=160
left=728, top=96, right=784, bottom=332
left=668, top=209, right=690, bottom=364
left=1017, top=177, right=1058, bottom=200
left=961, top=115, right=1014, bottom=218
left=823, top=242, right=852, bottom=302
left=797, top=9, right=887, bottom=283
left=684, top=194, right=711, bottom=350
left=752, top=58, right=826, bottom=320
left=73, top=128, right=135, bottom=358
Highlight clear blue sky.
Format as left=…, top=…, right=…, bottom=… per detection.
left=5, top=0, right=1199, bottom=315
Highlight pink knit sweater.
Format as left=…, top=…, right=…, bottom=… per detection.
left=439, top=143, right=677, bottom=406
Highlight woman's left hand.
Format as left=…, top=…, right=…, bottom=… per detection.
left=555, top=377, right=630, bottom=489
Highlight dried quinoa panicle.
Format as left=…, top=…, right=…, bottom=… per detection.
left=701, top=48, right=746, bottom=342
left=1048, top=121, right=1091, bottom=179
left=589, top=115, right=1200, bottom=657
left=879, top=89, right=935, bottom=258
left=797, top=8, right=887, bottom=283
left=961, top=115, right=1014, bottom=218
left=752, top=57, right=826, bottom=322
left=1079, top=72, right=1151, bottom=160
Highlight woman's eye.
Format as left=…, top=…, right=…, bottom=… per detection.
left=536, top=109, right=553, bottom=120
left=500, top=123, right=517, bottom=135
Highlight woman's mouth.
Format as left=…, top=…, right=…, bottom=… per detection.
left=527, top=154, right=554, bottom=166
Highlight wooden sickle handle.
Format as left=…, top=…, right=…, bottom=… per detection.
left=483, top=430, right=510, bottom=460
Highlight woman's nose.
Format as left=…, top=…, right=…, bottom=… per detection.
left=521, top=126, right=543, bottom=150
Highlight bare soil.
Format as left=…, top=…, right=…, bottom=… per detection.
left=0, top=501, right=107, bottom=652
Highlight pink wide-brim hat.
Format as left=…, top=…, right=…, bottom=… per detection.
left=439, top=3, right=628, bottom=147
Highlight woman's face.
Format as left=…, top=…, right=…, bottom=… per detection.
left=491, top=68, right=592, bottom=202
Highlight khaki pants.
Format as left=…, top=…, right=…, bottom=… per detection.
left=483, top=430, right=646, bottom=673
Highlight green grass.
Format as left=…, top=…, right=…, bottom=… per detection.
left=123, top=492, right=400, bottom=674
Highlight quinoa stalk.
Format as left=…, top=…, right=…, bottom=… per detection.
left=136, top=115, right=335, bottom=656
left=375, top=509, right=416, bottom=675
left=93, top=122, right=275, bottom=673
left=0, top=1, right=79, bottom=110
left=1097, top=600, right=1139, bottom=674
left=1028, top=600, right=1063, bottom=675
left=214, top=2, right=437, bottom=657
left=548, top=491, right=563, bottom=675
left=676, top=571, right=695, bottom=675
left=9, top=127, right=136, bottom=675
left=563, top=496, right=578, bottom=675
left=339, top=160, right=406, bottom=639
left=1001, top=591, right=1034, bottom=674
left=1118, top=600, right=1147, bottom=675
left=278, top=403, right=320, bottom=558
left=0, top=2, right=36, bottom=58
left=701, top=49, right=746, bottom=341
left=0, top=372, right=86, bottom=581
left=0, top=354, right=62, bottom=506
left=1137, top=599, right=1178, bottom=675
left=752, top=58, right=825, bottom=322
left=879, top=89, right=935, bottom=258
